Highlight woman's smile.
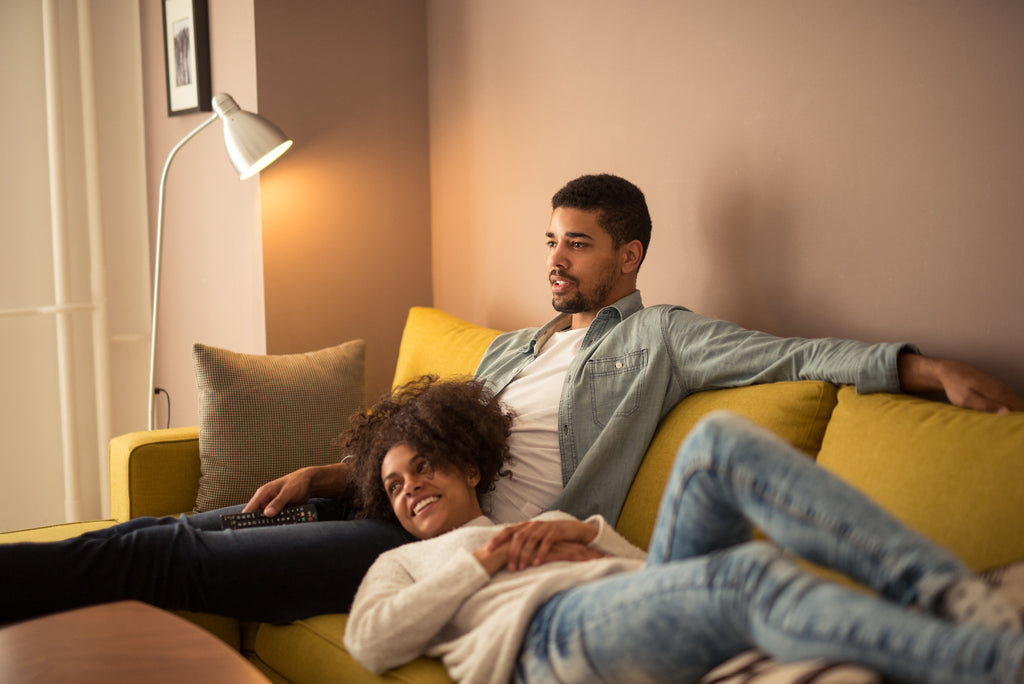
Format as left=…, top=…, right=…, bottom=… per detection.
left=381, top=443, right=483, bottom=539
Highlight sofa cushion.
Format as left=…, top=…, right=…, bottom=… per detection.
left=192, top=340, right=367, bottom=512
left=617, top=381, right=839, bottom=550
left=0, top=519, right=116, bottom=544
left=253, top=615, right=451, bottom=684
left=392, top=307, right=503, bottom=388
left=817, top=387, right=1024, bottom=572
left=171, top=610, right=242, bottom=651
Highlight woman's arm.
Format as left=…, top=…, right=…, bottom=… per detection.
left=344, top=548, right=491, bottom=674
left=583, top=513, right=650, bottom=560
left=486, top=511, right=647, bottom=571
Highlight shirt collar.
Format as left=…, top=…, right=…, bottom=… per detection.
left=528, top=290, right=644, bottom=355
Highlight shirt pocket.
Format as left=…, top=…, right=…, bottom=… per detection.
left=586, top=349, right=648, bottom=427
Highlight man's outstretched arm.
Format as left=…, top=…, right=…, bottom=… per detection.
left=898, top=353, right=1024, bottom=413
left=242, top=462, right=354, bottom=517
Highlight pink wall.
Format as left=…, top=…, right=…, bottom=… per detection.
left=140, top=0, right=267, bottom=428
left=142, top=0, right=431, bottom=425
left=427, top=1, right=1024, bottom=394
left=144, top=1, right=1024, bottom=429
left=254, top=0, right=433, bottom=403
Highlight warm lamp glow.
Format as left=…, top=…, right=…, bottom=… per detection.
left=147, top=93, right=292, bottom=429
left=212, top=93, right=293, bottom=180
left=239, top=140, right=294, bottom=180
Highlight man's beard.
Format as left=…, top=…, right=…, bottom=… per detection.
left=551, top=269, right=616, bottom=314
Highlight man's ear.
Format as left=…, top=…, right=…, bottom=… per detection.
left=620, top=240, right=643, bottom=274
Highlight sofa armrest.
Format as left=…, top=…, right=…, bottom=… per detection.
left=109, top=427, right=201, bottom=521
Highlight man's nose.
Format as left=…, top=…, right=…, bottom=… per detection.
left=548, top=243, right=569, bottom=269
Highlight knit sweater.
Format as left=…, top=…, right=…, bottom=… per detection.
left=344, top=511, right=647, bottom=684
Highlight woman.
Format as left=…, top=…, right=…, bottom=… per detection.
left=343, top=377, right=1024, bottom=684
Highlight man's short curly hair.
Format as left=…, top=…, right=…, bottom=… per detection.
left=341, top=376, right=515, bottom=522
left=552, top=173, right=652, bottom=268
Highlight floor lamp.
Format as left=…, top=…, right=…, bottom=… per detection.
left=148, top=93, right=292, bottom=430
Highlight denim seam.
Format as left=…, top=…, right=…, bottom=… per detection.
left=666, top=460, right=917, bottom=604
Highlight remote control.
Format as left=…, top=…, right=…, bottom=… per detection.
left=220, top=503, right=319, bottom=530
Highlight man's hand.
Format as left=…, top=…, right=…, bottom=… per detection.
left=898, top=354, right=1024, bottom=413
left=485, top=519, right=600, bottom=572
left=242, top=463, right=352, bottom=517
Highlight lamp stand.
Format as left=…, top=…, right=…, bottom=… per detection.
left=147, top=113, right=219, bottom=430
left=146, top=94, right=291, bottom=431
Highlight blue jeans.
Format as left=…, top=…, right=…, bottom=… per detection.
left=516, top=412, right=1024, bottom=684
left=1, top=498, right=413, bottom=623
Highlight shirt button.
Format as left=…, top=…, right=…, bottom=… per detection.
left=615, top=361, right=623, bottom=369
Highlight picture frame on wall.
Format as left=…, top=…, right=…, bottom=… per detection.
left=162, top=0, right=212, bottom=116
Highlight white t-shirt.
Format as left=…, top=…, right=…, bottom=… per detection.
left=485, top=327, right=587, bottom=523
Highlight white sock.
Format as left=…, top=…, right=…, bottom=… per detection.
left=939, top=577, right=1023, bottom=633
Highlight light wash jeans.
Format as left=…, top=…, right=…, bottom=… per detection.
left=516, top=412, right=1024, bottom=684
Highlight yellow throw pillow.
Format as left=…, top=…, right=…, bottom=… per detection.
left=617, top=381, right=839, bottom=550
left=817, top=387, right=1024, bottom=572
left=392, top=307, right=503, bottom=388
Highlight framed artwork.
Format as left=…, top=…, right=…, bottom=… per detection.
left=162, top=0, right=212, bottom=116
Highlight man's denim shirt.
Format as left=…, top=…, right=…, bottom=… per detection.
left=474, top=291, right=917, bottom=525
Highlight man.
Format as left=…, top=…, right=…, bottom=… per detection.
left=8, top=175, right=1018, bottom=626
left=249, top=173, right=1023, bottom=525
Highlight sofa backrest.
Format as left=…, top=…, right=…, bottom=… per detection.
left=392, top=307, right=502, bottom=388
left=817, top=386, right=1024, bottom=572
left=617, top=381, right=839, bottom=549
left=391, top=308, right=845, bottom=547
left=390, top=308, right=1024, bottom=572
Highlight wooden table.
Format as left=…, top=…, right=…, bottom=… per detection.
left=0, top=601, right=270, bottom=683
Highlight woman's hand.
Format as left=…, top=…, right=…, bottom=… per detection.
left=485, top=519, right=601, bottom=572
left=540, top=541, right=607, bottom=565
left=473, top=537, right=604, bottom=576
left=472, top=543, right=510, bottom=576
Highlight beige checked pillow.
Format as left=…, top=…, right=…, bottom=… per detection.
left=192, top=340, right=366, bottom=512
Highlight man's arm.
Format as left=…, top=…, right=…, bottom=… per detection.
left=898, top=353, right=1024, bottom=413
left=242, top=461, right=354, bottom=516
left=661, top=308, right=1023, bottom=413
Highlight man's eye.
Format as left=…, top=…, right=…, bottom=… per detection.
left=573, top=242, right=586, bottom=248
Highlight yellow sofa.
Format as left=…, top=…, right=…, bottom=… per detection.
left=4, top=306, right=1023, bottom=684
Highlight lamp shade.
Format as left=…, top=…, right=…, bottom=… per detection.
left=148, top=92, right=292, bottom=429
left=212, top=93, right=293, bottom=180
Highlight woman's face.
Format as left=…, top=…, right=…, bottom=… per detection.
left=381, top=443, right=483, bottom=539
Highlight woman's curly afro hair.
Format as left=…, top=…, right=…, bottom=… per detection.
left=341, top=375, right=515, bottom=522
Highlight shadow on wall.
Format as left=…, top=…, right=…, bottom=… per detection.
left=692, top=151, right=880, bottom=347
left=695, top=148, right=800, bottom=337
